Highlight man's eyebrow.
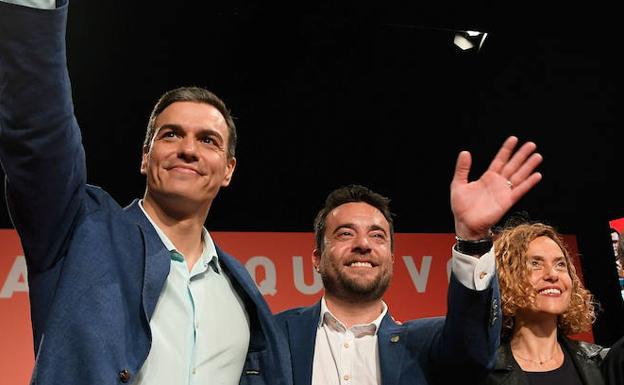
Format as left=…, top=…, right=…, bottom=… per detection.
left=156, top=123, right=182, bottom=133
left=197, top=128, right=225, bottom=139
left=156, top=124, right=224, bottom=139
left=369, top=224, right=387, bottom=234
left=332, top=223, right=388, bottom=235
left=333, top=224, right=356, bottom=234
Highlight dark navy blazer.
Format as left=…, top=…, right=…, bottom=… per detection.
left=276, top=275, right=501, bottom=385
left=0, top=2, right=291, bottom=384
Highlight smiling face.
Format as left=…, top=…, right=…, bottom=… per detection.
left=140, top=101, right=236, bottom=215
left=519, top=236, right=573, bottom=319
left=314, top=202, right=394, bottom=303
left=496, top=223, right=595, bottom=336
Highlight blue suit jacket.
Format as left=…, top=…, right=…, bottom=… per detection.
left=276, top=275, right=501, bottom=385
left=0, top=2, right=291, bottom=384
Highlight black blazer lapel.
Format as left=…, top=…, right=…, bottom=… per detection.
left=378, top=312, right=407, bottom=385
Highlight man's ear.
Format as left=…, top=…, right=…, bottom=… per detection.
left=221, top=156, right=237, bottom=187
left=140, top=145, right=150, bottom=175
left=312, top=248, right=322, bottom=272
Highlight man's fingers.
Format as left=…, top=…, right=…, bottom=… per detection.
left=487, top=136, right=519, bottom=173
left=500, top=141, right=538, bottom=179
left=510, top=172, right=543, bottom=201
left=452, top=150, right=472, bottom=185
left=508, top=153, right=543, bottom=186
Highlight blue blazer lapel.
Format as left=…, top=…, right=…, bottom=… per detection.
left=378, top=312, right=407, bottom=385
left=123, top=199, right=170, bottom=320
left=216, top=246, right=265, bottom=305
left=287, top=302, right=321, bottom=385
left=215, top=245, right=269, bottom=352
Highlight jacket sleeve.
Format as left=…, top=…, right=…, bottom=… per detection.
left=602, top=336, right=624, bottom=385
left=430, top=272, right=502, bottom=382
left=0, top=0, right=86, bottom=274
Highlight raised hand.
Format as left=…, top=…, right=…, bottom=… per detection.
left=450, top=136, right=543, bottom=240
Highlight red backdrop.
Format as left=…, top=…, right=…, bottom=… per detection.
left=610, top=217, right=624, bottom=233
left=0, top=230, right=589, bottom=384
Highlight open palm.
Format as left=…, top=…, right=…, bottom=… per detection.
left=451, top=136, right=543, bottom=239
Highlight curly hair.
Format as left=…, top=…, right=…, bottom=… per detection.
left=494, top=222, right=595, bottom=338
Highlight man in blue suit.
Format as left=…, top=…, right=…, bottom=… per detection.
left=0, top=1, right=290, bottom=384
left=276, top=137, right=543, bottom=385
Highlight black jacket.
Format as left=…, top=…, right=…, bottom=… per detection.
left=602, top=334, right=624, bottom=385
left=485, top=336, right=606, bottom=385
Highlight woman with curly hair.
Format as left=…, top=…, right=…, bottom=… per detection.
left=486, top=222, right=606, bottom=385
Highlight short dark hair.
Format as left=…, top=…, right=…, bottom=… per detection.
left=313, top=184, right=394, bottom=253
left=144, top=86, right=237, bottom=159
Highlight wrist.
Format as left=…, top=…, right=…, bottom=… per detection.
left=454, top=233, right=493, bottom=257
left=453, top=221, right=492, bottom=241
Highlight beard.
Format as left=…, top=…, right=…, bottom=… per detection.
left=320, top=258, right=392, bottom=303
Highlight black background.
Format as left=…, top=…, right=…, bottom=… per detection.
left=2, top=1, right=623, bottom=344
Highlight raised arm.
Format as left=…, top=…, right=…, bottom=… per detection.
left=432, top=136, right=543, bottom=381
left=451, top=136, right=543, bottom=239
left=0, top=0, right=86, bottom=272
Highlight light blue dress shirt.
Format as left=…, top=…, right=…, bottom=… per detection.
left=138, top=201, right=250, bottom=385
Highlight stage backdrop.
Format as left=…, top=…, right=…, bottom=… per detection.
left=0, top=230, right=590, bottom=384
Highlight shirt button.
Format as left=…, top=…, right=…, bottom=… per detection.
left=479, top=271, right=488, bottom=279
left=343, top=342, right=350, bottom=348
left=192, top=368, right=197, bottom=375
left=119, top=369, right=131, bottom=383
left=343, top=374, right=351, bottom=381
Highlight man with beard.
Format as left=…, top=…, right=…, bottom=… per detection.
left=276, top=136, right=543, bottom=385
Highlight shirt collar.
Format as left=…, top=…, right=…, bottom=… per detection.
left=138, top=199, right=221, bottom=273
left=318, top=296, right=388, bottom=336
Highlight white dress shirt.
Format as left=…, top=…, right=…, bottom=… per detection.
left=312, top=298, right=386, bottom=385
